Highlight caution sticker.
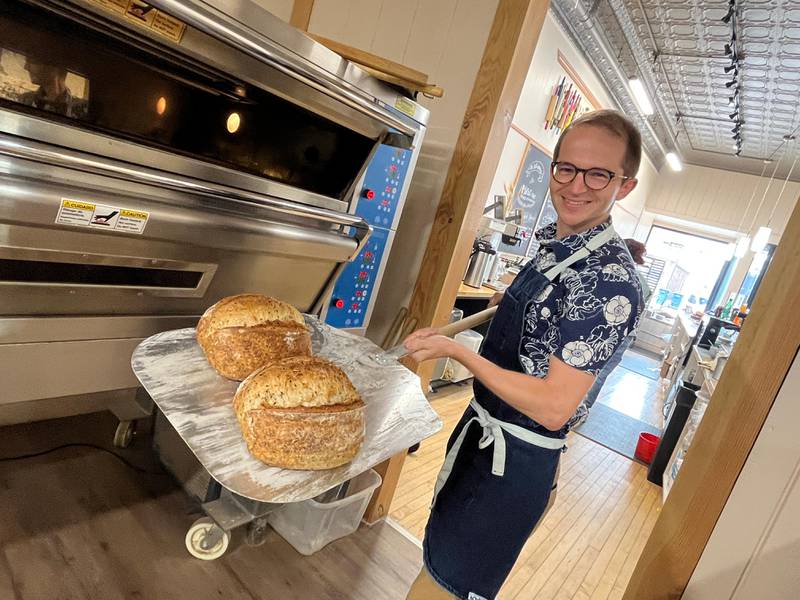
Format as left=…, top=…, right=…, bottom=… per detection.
left=117, top=208, right=150, bottom=233
left=88, top=0, right=187, bottom=43
left=56, top=198, right=149, bottom=234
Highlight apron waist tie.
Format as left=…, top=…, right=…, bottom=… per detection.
left=432, top=398, right=566, bottom=506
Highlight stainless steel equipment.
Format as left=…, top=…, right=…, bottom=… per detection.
left=0, top=0, right=427, bottom=433
left=463, top=239, right=496, bottom=289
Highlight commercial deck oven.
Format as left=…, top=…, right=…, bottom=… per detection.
left=0, top=0, right=427, bottom=433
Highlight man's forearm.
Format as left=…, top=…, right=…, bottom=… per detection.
left=451, top=346, right=578, bottom=431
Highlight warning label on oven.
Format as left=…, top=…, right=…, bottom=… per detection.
left=56, top=199, right=149, bottom=234
left=116, top=209, right=150, bottom=233
left=88, top=0, right=187, bottom=43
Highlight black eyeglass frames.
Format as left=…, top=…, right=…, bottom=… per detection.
left=550, top=161, right=631, bottom=191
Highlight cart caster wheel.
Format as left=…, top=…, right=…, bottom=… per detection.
left=245, top=518, right=269, bottom=547
left=113, top=420, right=135, bottom=448
left=185, top=517, right=230, bottom=560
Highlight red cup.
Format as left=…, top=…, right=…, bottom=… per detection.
left=635, top=432, right=660, bottom=464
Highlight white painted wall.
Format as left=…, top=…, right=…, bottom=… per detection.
left=487, top=13, right=656, bottom=240
left=684, top=353, right=800, bottom=599
left=646, top=163, right=800, bottom=242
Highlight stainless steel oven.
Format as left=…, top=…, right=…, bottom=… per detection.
left=0, top=0, right=428, bottom=428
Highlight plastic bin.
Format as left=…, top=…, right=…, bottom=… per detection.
left=442, top=329, right=484, bottom=383
left=268, top=469, right=382, bottom=555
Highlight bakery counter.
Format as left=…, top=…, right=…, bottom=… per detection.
left=457, top=282, right=498, bottom=299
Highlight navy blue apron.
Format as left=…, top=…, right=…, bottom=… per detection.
left=422, top=227, right=616, bottom=600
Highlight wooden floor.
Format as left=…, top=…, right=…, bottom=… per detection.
left=0, top=412, right=422, bottom=600
left=389, top=384, right=663, bottom=600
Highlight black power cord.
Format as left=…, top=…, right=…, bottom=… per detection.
left=0, top=443, right=169, bottom=477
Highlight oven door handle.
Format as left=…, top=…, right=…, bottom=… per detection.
left=147, top=0, right=416, bottom=139
left=0, top=134, right=372, bottom=260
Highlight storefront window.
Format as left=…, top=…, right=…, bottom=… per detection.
left=644, top=226, right=730, bottom=314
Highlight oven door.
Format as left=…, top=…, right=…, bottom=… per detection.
left=0, top=140, right=368, bottom=411
left=0, top=0, right=417, bottom=211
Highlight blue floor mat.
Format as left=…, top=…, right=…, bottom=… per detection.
left=620, top=349, right=661, bottom=380
left=573, top=403, right=661, bottom=463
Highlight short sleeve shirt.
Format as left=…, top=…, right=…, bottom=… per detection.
left=519, top=220, right=643, bottom=380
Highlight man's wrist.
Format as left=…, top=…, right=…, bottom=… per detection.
left=449, top=340, right=471, bottom=364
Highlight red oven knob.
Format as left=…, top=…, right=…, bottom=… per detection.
left=363, top=188, right=375, bottom=200
left=333, top=298, right=344, bottom=309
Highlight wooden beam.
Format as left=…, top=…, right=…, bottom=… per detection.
left=363, top=454, right=407, bottom=525
left=290, top=0, right=314, bottom=31
left=622, top=194, right=800, bottom=598
left=407, top=0, right=550, bottom=388
left=363, top=0, right=551, bottom=523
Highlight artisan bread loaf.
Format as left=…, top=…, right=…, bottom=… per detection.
left=234, top=356, right=365, bottom=470
left=197, top=294, right=311, bottom=380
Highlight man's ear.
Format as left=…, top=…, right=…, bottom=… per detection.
left=615, top=178, right=638, bottom=201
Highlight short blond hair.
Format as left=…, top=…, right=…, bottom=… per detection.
left=553, top=109, right=642, bottom=177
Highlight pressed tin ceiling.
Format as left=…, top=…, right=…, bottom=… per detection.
left=551, top=0, right=800, bottom=181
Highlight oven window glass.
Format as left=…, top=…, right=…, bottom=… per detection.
left=0, top=2, right=373, bottom=199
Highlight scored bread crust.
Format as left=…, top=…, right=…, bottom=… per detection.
left=234, top=356, right=360, bottom=412
left=237, top=403, right=365, bottom=470
left=234, top=356, right=365, bottom=470
left=196, top=294, right=310, bottom=380
left=197, top=294, right=304, bottom=347
left=200, top=322, right=312, bottom=381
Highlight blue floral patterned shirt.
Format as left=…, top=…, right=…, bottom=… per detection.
left=519, top=220, right=643, bottom=391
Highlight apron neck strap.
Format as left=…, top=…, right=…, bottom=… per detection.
left=543, top=225, right=617, bottom=282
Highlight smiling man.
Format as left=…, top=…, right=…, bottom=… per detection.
left=404, top=110, right=645, bottom=600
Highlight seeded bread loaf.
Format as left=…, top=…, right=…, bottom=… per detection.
left=196, top=294, right=311, bottom=380
left=233, top=356, right=365, bottom=470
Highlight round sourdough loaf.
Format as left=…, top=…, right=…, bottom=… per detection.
left=197, top=294, right=311, bottom=380
left=233, top=356, right=365, bottom=470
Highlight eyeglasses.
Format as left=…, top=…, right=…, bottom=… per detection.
left=551, top=161, right=631, bottom=191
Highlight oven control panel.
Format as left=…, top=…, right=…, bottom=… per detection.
left=352, top=144, right=412, bottom=230
left=324, top=141, right=413, bottom=330
left=324, top=227, right=389, bottom=329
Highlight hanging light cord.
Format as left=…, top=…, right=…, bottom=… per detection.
left=736, top=159, right=770, bottom=233
left=766, top=146, right=799, bottom=228
left=747, top=150, right=785, bottom=235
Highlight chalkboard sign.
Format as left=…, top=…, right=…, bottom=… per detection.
left=510, top=142, right=552, bottom=232
left=537, top=194, right=558, bottom=228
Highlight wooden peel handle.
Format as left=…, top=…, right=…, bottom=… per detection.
left=436, top=305, right=498, bottom=338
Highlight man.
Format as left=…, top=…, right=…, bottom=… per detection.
left=571, top=238, right=652, bottom=427
left=20, top=57, right=87, bottom=119
left=403, top=110, right=644, bottom=600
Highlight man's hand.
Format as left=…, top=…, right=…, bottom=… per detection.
left=403, top=328, right=463, bottom=363
left=488, top=292, right=504, bottom=308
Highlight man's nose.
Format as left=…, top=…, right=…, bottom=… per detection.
left=565, top=171, right=589, bottom=193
